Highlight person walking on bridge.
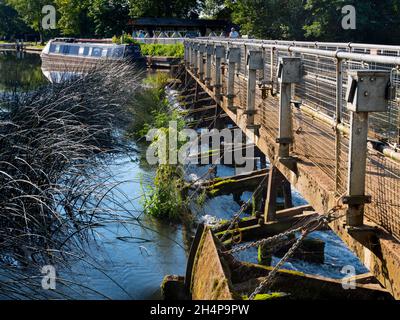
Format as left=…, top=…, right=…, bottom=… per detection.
left=229, top=28, right=240, bottom=38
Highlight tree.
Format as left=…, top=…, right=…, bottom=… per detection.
left=6, top=0, right=55, bottom=43
left=303, top=0, right=400, bottom=44
left=227, top=0, right=306, bottom=39
left=0, top=0, right=30, bottom=39
left=201, top=0, right=231, bottom=19
left=129, top=0, right=200, bottom=18
left=88, top=0, right=130, bottom=37
left=55, top=0, right=94, bottom=36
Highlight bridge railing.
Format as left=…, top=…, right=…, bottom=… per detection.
left=184, top=38, right=400, bottom=240
left=134, top=37, right=185, bottom=45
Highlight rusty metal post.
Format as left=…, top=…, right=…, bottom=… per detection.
left=335, top=58, right=343, bottom=194
left=245, top=51, right=263, bottom=128
left=344, top=70, right=391, bottom=226
left=198, top=44, right=206, bottom=82
left=214, top=45, right=225, bottom=101
left=192, top=43, right=199, bottom=75
left=226, top=47, right=240, bottom=113
left=276, top=57, right=302, bottom=158
left=188, top=42, right=193, bottom=69
left=205, top=44, right=213, bottom=87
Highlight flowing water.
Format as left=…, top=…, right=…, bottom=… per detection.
left=0, top=51, right=368, bottom=300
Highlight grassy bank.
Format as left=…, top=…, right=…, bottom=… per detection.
left=112, top=34, right=184, bottom=58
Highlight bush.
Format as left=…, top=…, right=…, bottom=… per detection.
left=112, top=34, right=139, bottom=45
left=140, top=43, right=184, bottom=58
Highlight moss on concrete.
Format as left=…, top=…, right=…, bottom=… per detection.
left=242, top=292, right=286, bottom=300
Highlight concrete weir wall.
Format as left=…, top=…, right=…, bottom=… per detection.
left=190, top=228, right=233, bottom=300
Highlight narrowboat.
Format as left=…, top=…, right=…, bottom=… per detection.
left=41, top=38, right=145, bottom=72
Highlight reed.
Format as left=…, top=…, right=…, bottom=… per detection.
left=0, top=60, right=142, bottom=299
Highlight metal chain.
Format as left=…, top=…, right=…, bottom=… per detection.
left=248, top=229, right=311, bottom=300
left=223, top=223, right=306, bottom=254
left=218, top=175, right=268, bottom=242
left=224, top=202, right=344, bottom=255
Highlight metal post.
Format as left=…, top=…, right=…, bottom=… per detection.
left=226, top=47, right=240, bottom=113
left=193, top=43, right=199, bottom=75
left=198, top=44, right=206, bottom=82
left=344, top=70, right=391, bottom=227
left=214, top=45, right=225, bottom=101
left=276, top=57, right=302, bottom=158
left=188, top=43, right=193, bottom=69
left=335, top=58, right=343, bottom=194
left=184, top=42, right=189, bottom=67
left=346, top=112, right=369, bottom=226
left=245, top=51, right=263, bottom=128
left=205, top=44, right=213, bottom=87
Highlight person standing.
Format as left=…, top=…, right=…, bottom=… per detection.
left=229, top=28, right=240, bottom=38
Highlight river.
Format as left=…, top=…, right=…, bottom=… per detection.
left=0, top=51, right=368, bottom=300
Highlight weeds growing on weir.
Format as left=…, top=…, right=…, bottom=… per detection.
left=132, top=72, right=189, bottom=222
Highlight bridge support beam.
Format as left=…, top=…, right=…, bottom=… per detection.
left=276, top=57, right=302, bottom=158
left=214, top=46, right=225, bottom=102
left=344, top=70, right=391, bottom=227
left=184, top=43, right=189, bottom=68
left=226, top=47, right=241, bottom=113
left=198, top=44, right=206, bottom=82
left=245, top=51, right=264, bottom=131
left=192, top=44, right=199, bottom=75
left=205, top=44, right=213, bottom=87
left=264, top=165, right=293, bottom=223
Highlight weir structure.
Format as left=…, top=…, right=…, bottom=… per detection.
left=180, top=38, right=400, bottom=299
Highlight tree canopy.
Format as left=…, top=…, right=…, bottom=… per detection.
left=0, top=0, right=30, bottom=38
left=4, top=0, right=400, bottom=44
left=6, top=0, right=54, bottom=41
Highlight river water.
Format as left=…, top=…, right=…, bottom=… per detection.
left=0, top=51, right=368, bottom=300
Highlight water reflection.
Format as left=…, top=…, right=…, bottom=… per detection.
left=0, top=51, right=48, bottom=92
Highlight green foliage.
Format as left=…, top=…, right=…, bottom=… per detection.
left=0, top=0, right=30, bottom=38
left=112, top=33, right=138, bottom=45
left=227, top=0, right=306, bottom=40
left=142, top=163, right=186, bottom=221
left=140, top=43, right=184, bottom=58
left=129, top=0, right=200, bottom=18
left=303, top=0, right=400, bottom=44
left=6, top=0, right=53, bottom=41
left=127, top=72, right=173, bottom=139
left=134, top=72, right=189, bottom=221
left=88, top=0, right=130, bottom=37
left=55, top=0, right=94, bottom=36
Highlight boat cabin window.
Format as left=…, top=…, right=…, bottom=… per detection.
left=91, top=47, right=102, bottom=57
left=68, top=46, right=79, bottom=55
left=50, top=44, right=61, bottom=54
left=112, top=47, right=124, bottom=58
left=77, top=46, right=90, bottom=56
left=101, top=49, right=108, bottom=57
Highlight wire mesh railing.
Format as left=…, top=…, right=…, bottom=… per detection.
left=186, top=39, right=400, bottom=240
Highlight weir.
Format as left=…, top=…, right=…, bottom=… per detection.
left=167, top=38, right=400, bottom=300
